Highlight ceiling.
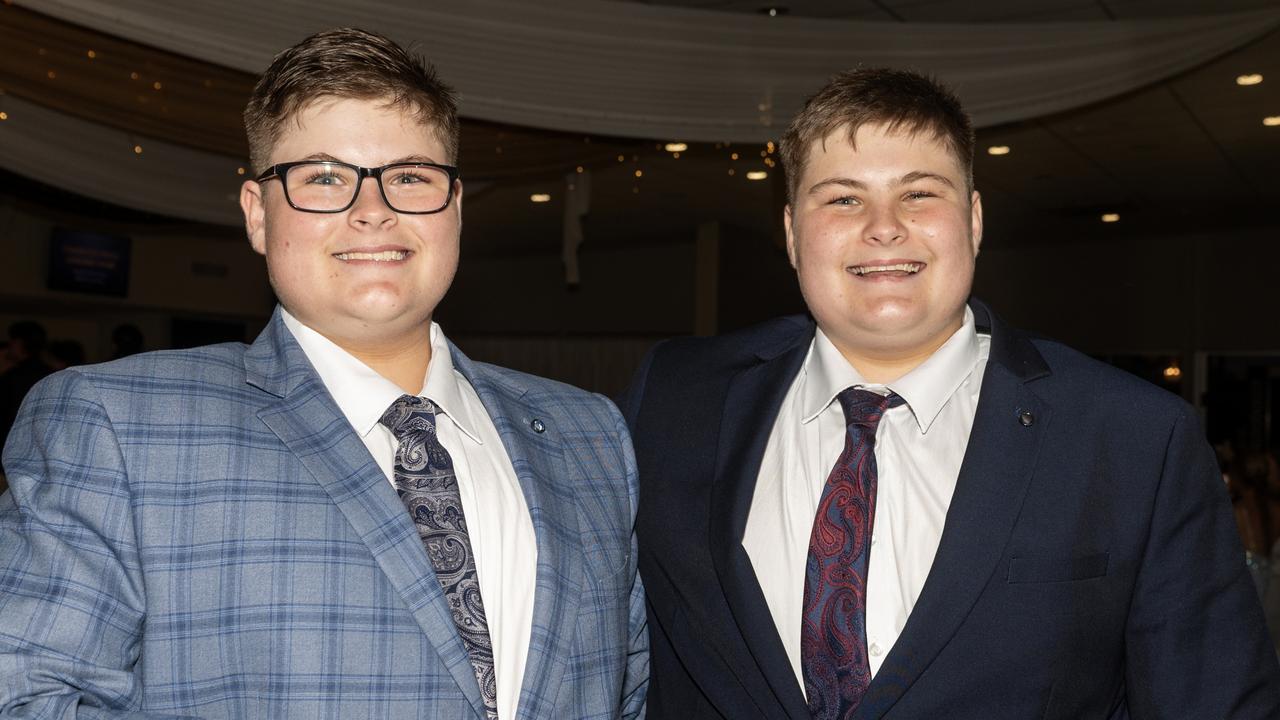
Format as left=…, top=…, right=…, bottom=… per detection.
left=2, top=1, right=1277, bottom=257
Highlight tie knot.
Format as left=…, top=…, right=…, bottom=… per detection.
left=379, top=394, right=441, bottom=440
left=835, top=387, right=903, bottom=429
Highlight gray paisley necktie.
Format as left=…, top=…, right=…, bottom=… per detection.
left=380, top=394, right=498, bottom=720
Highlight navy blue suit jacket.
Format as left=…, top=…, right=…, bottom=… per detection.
left=621, top=299, right=1280, bottom=719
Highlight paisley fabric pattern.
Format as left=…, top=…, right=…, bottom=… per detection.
left=801, top=389, right=902, bottom=720
left=380, top=394, right=498, bottom=720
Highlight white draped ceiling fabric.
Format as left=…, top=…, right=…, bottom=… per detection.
left=7, top=0, right=1280, bottom=225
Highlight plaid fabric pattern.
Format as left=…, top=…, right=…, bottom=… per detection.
left=0, top=308, right=647, bottom=720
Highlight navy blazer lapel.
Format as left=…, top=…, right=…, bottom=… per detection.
left=708, top=319, right=814, bottom=720
left=449, top=346, right=582, bottom=720
left=858, top=300, right=1053, bottom=720
left=245, top=311, right=487, bottom=720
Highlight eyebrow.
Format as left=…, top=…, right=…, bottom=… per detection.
left=296, top=153, right=443, bottom=166
left=807, top=170, right=956, bottom=195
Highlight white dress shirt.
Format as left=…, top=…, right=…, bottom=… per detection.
left=742, top=307, right=990, bottom=691
left=283, top=310, right=536, bottom=720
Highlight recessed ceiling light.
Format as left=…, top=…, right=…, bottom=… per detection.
left=530, top=193, right=551, bottom=203
left=664, top=142, right=687, bottom=153
left=746, top=170, right=768, bottom=180
left=1264, top=116, right=1280, bottom=127
left=1236, top=73, right=1263, bottom=86
left=987, top=145, right=1010, bottom=156
left=1101, top=213, right=1119, bottom=223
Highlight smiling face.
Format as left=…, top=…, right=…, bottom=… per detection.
left=785, top=122, right=982, bottom=374
left=240, top=96, right=461, bottom=357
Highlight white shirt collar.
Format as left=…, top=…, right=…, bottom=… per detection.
left=281, top=309, right=483, bottom=444
left=801, top=306, right=982, bottom=434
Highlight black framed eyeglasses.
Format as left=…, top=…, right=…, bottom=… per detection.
left=255, top=160, right=460, bottom=214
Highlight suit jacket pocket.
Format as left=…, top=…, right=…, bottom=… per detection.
left=1006, top=552, right=1109, bottom=584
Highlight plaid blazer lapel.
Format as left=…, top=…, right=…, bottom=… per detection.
left=450, top=345, right=584, bottom=719
left=246, top=311, right=489, bottom=720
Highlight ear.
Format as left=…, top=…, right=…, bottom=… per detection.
left=969, top=190, right=984, bottom=257
left=452, top=179, right=464, bottom=227
left=784, top=204, right=798, bottom=269
left=240, top=179, right=267, bottom=256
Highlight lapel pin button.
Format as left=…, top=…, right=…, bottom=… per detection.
left=531, top=419, right=546, bottom=433
left=1018, top=410, right=1034, bottom=427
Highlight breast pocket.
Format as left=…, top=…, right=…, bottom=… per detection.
left=1006, top=552, right=1110, bottom=584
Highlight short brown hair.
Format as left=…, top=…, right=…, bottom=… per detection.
left=244, top=28, right=459, bottom=173
left=780, top=68, right=974, bottom=203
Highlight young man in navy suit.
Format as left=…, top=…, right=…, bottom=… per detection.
left=623, top=68, right=1280, bottom=719
left=0, top=28, right=646, bottom=719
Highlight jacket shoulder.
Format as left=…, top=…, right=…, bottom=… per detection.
left=646, top=315, right=812, bottom=377
left=466, top=361, right=620, bottom=426
left=1027, top=336, right=1190, bottom=420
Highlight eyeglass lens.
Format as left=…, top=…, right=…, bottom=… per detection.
left=284, top=163, right=452, bottom=213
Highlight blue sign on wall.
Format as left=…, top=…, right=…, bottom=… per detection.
left=47, top=228, right=131, bottom=297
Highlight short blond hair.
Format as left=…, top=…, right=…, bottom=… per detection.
left=244, top=28, right=459, bottom=173
left=781, top=68, right=974, bottom=203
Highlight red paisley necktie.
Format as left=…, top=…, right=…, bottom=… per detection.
left=801, top=388, right=902, bottom=720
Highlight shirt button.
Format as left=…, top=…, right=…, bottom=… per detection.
left=869, top=642, right=884, bottom=657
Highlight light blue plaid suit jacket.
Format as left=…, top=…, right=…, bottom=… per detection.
left=0, top=309, right=647, bottom=719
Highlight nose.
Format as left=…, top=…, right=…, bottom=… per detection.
left=864, top=203, right=905, bottom=246
left=348, top=174, right=396, bottom=229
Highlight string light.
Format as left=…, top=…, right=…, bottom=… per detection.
left=152, top=81, right=162, bottom=90
left=576, top=165, right=584, bottom=173
left=746, top=170, right=768, bottom=180
left=0, top=112, right=8, bottom=121
left=1236, top=74, right=1263, bottom=86
left=133, top=145, right=143, bottom=155
left=1264, top=116, right=1280, bottom=127
left=987, top=145, right=1010, bottom=155
left=46, top=70, right=56, bottom=80
left=530, top=193, right=551, bottom=203
left=86, top=50, right=97, bottom=59
left=664, top=142, right=687, bottom=152
left=130, top=71, right=140, bottom=80
left=634, top=169, right=643, bottom=178
left=236, top=167, right=246, bottom=175
left=1101, top=213, right=1119, bottom=223
left=730, top=152, right=739, bottom=160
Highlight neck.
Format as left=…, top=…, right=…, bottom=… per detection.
left=839, top=346, right=938, bottom=384
left=328, top=325, right=434, bottom=396
left=831, top=319, right=963, bottom=384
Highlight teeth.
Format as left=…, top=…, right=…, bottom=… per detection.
left=852, top=262, right=922, bottom=275
left=333, top=250, right=408, bottom=262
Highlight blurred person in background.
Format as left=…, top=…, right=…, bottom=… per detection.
left=0, top=321, right=52, bottom=445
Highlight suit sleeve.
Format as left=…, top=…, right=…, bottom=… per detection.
left=604, top=397, right=649, bottom=720
left=0, top=371, right=191, bottom=719
left=1123, top=405, right=1280, bottom=718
